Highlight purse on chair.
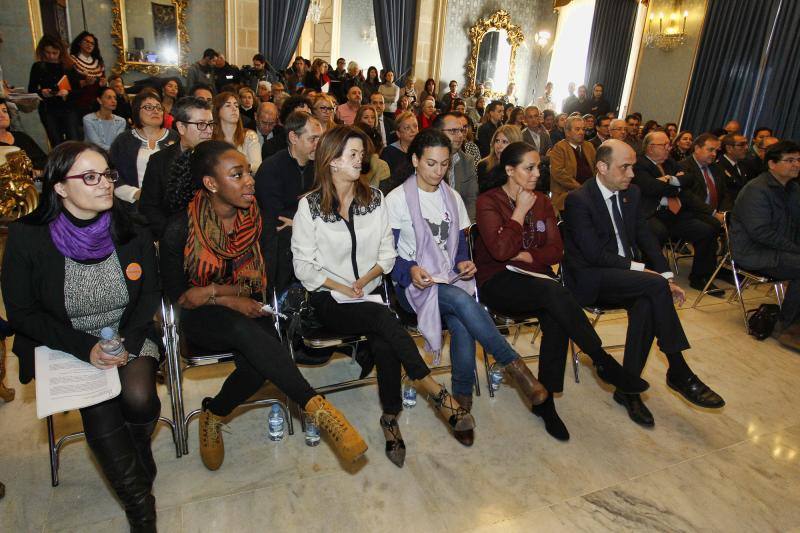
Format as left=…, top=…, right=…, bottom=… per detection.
left=746, top=304, right=781, bottom=340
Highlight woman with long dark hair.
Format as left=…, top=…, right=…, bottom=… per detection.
left=292, top=125, right=475, bottom=467
left=363, top=66, right=381, bottom=102
left=474, top=142, right=649, bottom=440
left=68, top=31, right=107, bottom=126
left=28, top=34, right=79, bottom=145
left=159, top=140, right=367, bottom=470
left=83, top=86, right=126, bottom=150
left=211, top=92, right=261, bottom=171
left=160, top=77, right=183, bottom=129
left=1, top=142, right=162, bottom=531
left=0, top=98, right=48, bottom=171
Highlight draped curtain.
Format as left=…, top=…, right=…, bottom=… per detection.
left=584, top=0, right=638, bottom=113
left=372, top=0, right=417, bottom=82
left=258, top=0, right=310, bottom=71
left=681, top=0, right=781, bottom=136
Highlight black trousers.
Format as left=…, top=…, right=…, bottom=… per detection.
left=648, top=209, right=720, bottom=283
left=38, top=107, right=80, bottom=147
left=747, top=251, right=800, bottom=327
left=594, top=269, right=690, bottom=376
left=480, top=270, right=604, bottom=393
left=181, top=305, right=317, bottom=416
left=311, top=291, right=431, bottom=415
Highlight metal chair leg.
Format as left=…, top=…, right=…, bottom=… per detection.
left=483, top=349, right=495, bottom=398
left=47, top=415, right=59, bottom=487
left=570, top=340, right=580, bottom=383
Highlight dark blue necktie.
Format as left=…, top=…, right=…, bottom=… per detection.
left=610, top=194, right=632, bottom=259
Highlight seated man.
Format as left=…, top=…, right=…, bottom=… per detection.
left=563, top=140, right=725, bottom=427
left=633, top=131, right=723, bottom=295
left=717, top=133, right=755, bottom=210
left=678, top=133, right=727, bottom=225
left=432, top=112, right=478, bottom=220
left=731, top=141, right=800, bottom=351
left=263, top=95, right=312, bottom=158
left=254, top=101, right=283, bottom=150
left=549, top=115, right=596, bottom=212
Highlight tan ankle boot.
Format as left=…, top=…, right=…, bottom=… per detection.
left=199, top=403, right=225, bottom=471
left=305, top=395, right=367, bottom=463
left=504, top=358, right=549, bottom=407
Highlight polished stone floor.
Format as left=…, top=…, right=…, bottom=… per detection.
left=1, top=277, right=799, bottom=532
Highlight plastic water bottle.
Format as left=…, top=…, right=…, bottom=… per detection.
left=268, top=404, right=285, bottom=441
left=99, top=327, right=125, bottom=357
left=402, top=382, right=417, bottom=408
left=489, top=364, right=504, bottom=391
left=304, top=413, right=320, bottom=447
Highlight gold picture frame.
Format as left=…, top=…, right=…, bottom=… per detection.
left=111, top=0, right=190, bottom=76
left=464, top=10, right=525, bottom=98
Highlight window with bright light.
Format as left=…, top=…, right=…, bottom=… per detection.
left=546, top=0, right=597, bottom=112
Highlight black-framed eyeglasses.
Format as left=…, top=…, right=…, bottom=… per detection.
left=63, top=169, right=119, bottom=186
left=316, top=106, right=335, bottom=112
left=141, top=104, right=163, bottom=112
left=182, top=120, right=216, bottom=131
left=442, top=127, right=467, bottom=135
left=779, top=157, right=800, bottom=164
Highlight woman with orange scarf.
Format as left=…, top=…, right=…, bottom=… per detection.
left=159, top=140, right=366, bottom=471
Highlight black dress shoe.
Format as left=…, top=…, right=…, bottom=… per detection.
left=667, top=373, right=725, bottom=408
left=532, top=396, right=570, bottom=441
left=594, top=354, right=650, bottom=394
left=689, top=278, right=725, bottom=297
left=613, top=391, right=654, bottom=427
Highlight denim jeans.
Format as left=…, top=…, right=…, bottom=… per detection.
left=399, top=283, right=519, bottom=396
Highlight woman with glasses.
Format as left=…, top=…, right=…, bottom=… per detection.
left=387, top=129, right=551, bottom=439
left=292, top=126, right=475, bottom=467
left=109, top=89, right=179, bottom=204
left=474, top=142, right=649, bottom=440
left=1, top=142, right=162, bottom=531
left=311, top=93, right=337, bottom=131
left=211, top=92, right=262, bottom=172
left=83, top=87, right=126, bottom=151
left=477, top=124, right=522, bottom=193
left=68, top=31, right=107, bottom=127
left=0, top=98, right=48, bottom=171
left=160, top=140, right=367, bottom=470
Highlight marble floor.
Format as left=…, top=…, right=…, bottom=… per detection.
left=1, top=276, right=799, bottom=533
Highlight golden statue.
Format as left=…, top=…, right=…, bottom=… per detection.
left=0, top=146, right=39, bottom=221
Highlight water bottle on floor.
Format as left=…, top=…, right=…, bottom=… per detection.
left=402, top=381, right=417, bottom=408
left=489, top=364, right=504, bottom=391
left=304, top=413, right=320, bottom=447
left=99, top=327, right=124, bottom=357
left=268, top=404, right=285, bottom=441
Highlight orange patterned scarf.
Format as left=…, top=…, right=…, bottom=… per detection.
left=184, top=190, right=267, bottom=295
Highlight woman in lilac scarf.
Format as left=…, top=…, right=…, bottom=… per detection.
left=387, top=129, right=549, bottom=446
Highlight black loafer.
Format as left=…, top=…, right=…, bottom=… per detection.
left=613, top=391, right=654, bottom=427
left=594, top=356, right=650, bottom=394
left=667, top=373, right=725, bottom=408
left=689, top=279, right=725, bottom=297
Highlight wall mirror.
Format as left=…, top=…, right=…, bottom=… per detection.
left=111, top=0, right=189, bottom=75
left=465, top=10, right=525, bottom=98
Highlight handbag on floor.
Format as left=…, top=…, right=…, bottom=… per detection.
left=746, top=304, right=781, bottom=340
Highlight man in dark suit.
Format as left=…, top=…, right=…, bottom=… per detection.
left=589, top=115, right=611, bottom=148
left=369, top=93, right=397, bottom=147
left=634, top=131, right=723, bottom=295
left=678, top=133, right=727, bottom=226
left=139, top=97, right=213, bottom=239
left=563, top=140, right=725, bottom=426
left=522, top=106, right=553, bottom=157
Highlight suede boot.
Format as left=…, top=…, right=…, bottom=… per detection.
left=305, top=395, right=368, bottom=463
left=199, top=398, right=225, bottom=471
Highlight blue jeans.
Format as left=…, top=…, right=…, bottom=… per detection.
left=399, top=283, right=519, bottom=395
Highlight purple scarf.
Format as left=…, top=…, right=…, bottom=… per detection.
left=49, top=211, right=115, bottom=261
left=402, top=176, right=475, bottom=362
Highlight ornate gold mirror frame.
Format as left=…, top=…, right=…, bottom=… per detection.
left=111, top=0, right=190, bottom=76
left=464, top=10, right=525, bottom=98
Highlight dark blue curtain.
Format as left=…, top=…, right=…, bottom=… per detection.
left=259, top=0, right=310, bottom=71
left=372, top=0, right=417, bottom=81
left=682, top=0, right=781, bottom=135
left=584, top=0, right=638, bottom=114
left=752, top=0, right=800, bottom=139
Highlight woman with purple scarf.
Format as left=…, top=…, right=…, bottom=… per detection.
left=387, top=129, right=550, bottom=443
left=292, top=125, right=474, bottom=468
left=1, top=142, right=161, bottom=532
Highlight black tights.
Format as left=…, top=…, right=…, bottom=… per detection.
left=79, top=357, right=160, bottom=441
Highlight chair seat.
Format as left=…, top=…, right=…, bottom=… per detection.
left=489, top=311, right=539, bottom=325
left=302, top=328, right=366, bottom=348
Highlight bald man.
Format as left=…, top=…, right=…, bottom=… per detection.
left=563, top=140, right=725, bottom=427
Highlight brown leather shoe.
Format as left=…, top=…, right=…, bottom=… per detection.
left=305, top=395, right=368, bottom=463
left=503, top=358, right=549, bottom=406
left=199, top=400, right=225, bottom=471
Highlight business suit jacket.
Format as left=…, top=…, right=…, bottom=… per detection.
left=522, top=127, right=553, bottom=157
left=549, top=139, right=596, bottom=212
left=1, top=220, right=161, bottom=383
left=678, top=156, right=727, bottom=215
left=563, top=178, right=669, bottom=306
left=378, top=113, right=397, bottom=146
left=477, top=121, right=498, bottom=158
left=449, top=152, right=479, bottom=221
left=139, top=142, right=183, bottom=240
left=632, top=156, right=683, bottom=218
left=716, top=155, right=750, bottom=211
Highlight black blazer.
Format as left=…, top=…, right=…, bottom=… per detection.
left=716, top=155, right=750, bottom=211
left=1, top=220, right=160, bottom=383
left=563, top=178, right=669, bottom=306
left=380, top=113, right=397, bottom=146
left=677, top=156, right=727, bottom=215
left=139, top=142, right=184, bottom=240
left=632, top=156, right=682, bottom=218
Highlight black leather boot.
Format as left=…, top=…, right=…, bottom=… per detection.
left=88, top=426, right=157, bottom=533
left=127, top=418, right=158, bottom=484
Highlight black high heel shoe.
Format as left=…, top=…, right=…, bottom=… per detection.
left=380, top=415, right=406, bottom=468
left=432, top=388, right=475, bottom=446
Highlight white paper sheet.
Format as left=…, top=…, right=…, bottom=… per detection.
left=505, top=264, right=558, bottom=281
left=35, top=346, right=121, bottom=419
left=330, top=291, right=385, bottom=305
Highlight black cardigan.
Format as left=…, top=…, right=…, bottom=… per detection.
left=109, top=129, right=179, bottom=189
left=0, top=219, right=161, bottom=383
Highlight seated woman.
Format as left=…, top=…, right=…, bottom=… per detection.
left=474, top=142, right=649, bottom=440
left=292, top=125, right=475, bottom=467
left=160, top=77, right=183, bottom=130
left=387, top=129, right=550, bottom=432
left=237, top=86, right=257, bottom=127
left=0, top=98, right=48, bottom=171
left=212, top=92, right=262, bottom=172
left=477, top=124, right=522, bottom=193
left=380, top=111, right=418, bottom=191
left=109, top=89, right=179, bottom=204
left=160, top=140, right=366, bottom=469
left=459, top=113, right=481, bottom=171
left=83, top=87, right=126, bottom=150
left=1, top=142, right=162, bottom=530
left=311, top=92, right=337, bottom=132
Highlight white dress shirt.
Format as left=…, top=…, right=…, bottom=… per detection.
left=377, top=115, right=388, bottom=147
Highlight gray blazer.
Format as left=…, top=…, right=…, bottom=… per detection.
left=449, top=152, right=479, bottom=222
left=522, top=127, right=553, bottom=157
